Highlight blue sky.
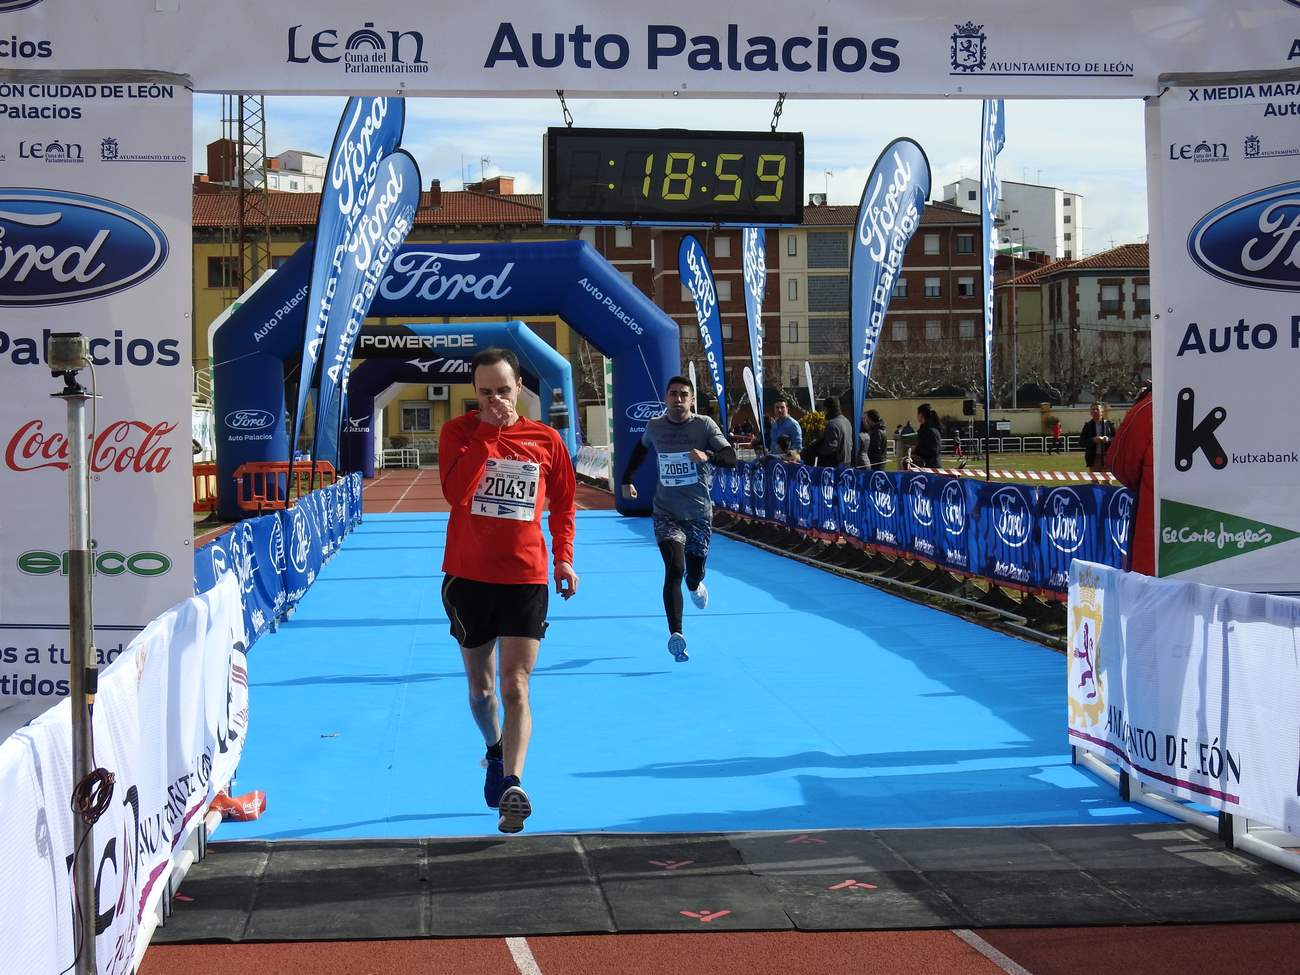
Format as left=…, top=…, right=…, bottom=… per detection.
left=193, top=94, right=1148, bottom=256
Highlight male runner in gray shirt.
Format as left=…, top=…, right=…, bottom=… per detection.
left=621, top=376, right=737, bottom=661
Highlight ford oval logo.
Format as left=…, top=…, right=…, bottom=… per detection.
left=0, top=188, right=168, bottom=305
left=224, top=408, right=275, bottom=431
left=625, top=400, right=667, bottom=422
left=991, top=487, right=1032, bottom=548
left=1187, top=180, right=1300, bottom=291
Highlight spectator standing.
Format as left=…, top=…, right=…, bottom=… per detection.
left=857, top=408, right=887, bottom=469
left=1081, top=402, right=1116, bottom=473
left=1050, top=418, right=1064, bottom=455
left=806, top=395, right=853, bottom=467
left=911, top=403, right=943, bottom=469
left=767, top=396, right=804, bottom=456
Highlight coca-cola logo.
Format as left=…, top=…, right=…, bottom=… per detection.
left=224, top=408, right=274, bottom=431
left=6, top=418, right=175, bottom=473
left=0, top=189, right=168, bottom=305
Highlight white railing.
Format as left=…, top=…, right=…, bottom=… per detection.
left=380, top=447, right=420, bottom=469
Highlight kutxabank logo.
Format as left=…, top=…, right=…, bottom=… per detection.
left=0, top=189, right=167, bottom=305
left=1188, top=180, right=1300, bottom=291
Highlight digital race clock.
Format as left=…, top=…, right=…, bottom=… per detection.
left=544, top=127, right=804, bottom=226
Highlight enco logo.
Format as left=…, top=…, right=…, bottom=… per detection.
left=1043, top=488, right=1086, bottom=554
left=795, top=466, right=813, bottom=506
left=991, top=487, right=1031, bottom=548
left=224, top=409, right=275, bottom=431
left=18, top=548, right=171, bottom=577
left=0, top=189, right=168, bottom=305
left=268, top=515, right=287, bottom=574
left=289, top=507, right=311, bottom=573
left=1107, top=489, right=1133, bottom=555
left=941, top=479, right=966, bottom=536
left=1187, top=180, right=1300, bottom=291
left=625, top=401, right=667, bottom=422
left=908, top=475, right=933, bottom=526
left=869, top=470, right=896, bottom=517
left=820, top=467, right=835, bottom=505
left=838, top=468, right=859, bottom=512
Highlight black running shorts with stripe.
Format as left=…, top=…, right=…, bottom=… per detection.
left=441, top=575, right=549, bottom=648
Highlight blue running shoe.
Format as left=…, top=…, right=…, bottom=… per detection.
left=667, top=632, right=689, bottom=662
left=498, top=783, right=532, bottom=833
left=482, top=753, right=506, bottom=808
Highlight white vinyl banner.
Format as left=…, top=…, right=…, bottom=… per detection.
left=1067, top=562, right=1300, bottom=836
left=0, top=85, right=192, bottom=707
left=2, top=1, right=1296, bottom=97
left=0, top=572, right=246, bottom=975
left=1147, top=83, right=1300, bottom=592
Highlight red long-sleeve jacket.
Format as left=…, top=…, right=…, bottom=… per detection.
left=438, top=412, right=576, bottom=585
left=1107, top=391, right=1154, bottom=575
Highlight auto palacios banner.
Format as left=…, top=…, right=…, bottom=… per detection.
left=290, top=96, right=406, bottom=466
left=742, top=227, right=767, bottom=430
left=849, top=137, right=931, bottom=456
left=312, top=148, right=422, bottom=465
left=980, top=99, right=1005, bottom=420
left=678, top=234, right=728, bottom=431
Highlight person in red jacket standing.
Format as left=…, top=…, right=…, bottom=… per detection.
left=1107, top=386, right=1154, bottom=575
left=438, top=347, right=579, bottom=833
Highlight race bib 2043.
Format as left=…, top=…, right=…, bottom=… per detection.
left=472, top=458, right=540, bottom=521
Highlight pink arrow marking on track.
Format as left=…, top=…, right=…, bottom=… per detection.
left=649, top=859, right=696, bottom=870
left=828, top=880, right=878, bottom=891
left=785, top=834, right=828, bottom=845
left=679, top=909, right=732, bottom=923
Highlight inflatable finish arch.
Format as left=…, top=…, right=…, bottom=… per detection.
left=212, top=239, right=678, bottom=519
left=338, top=320, right=577, bottom=479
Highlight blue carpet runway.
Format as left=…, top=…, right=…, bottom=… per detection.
left=227, top=511, right=1164, bottom=840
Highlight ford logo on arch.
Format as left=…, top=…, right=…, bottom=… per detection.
left=1187, top=180, right=1300, bottom=291
left=625, top=400, right=667, bottom=422
left=224, top=409, right=275, bottom=431
left=0, top=188, right=168, bottom=305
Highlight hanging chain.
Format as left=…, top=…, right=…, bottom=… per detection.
left=769, top=92, right=787, bottom=132
left=556, top=89, right=574, bottom=128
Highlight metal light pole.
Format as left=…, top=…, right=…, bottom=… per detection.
left=1009, top=226, right=1023, bottom=410
left=48, top=333, right=97, bottom=975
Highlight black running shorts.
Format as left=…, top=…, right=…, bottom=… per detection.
left=441, top=575, right=549, bottom=648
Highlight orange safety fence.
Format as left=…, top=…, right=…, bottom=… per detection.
left=232, top=461, right=337, bottom=513
left=193, top=462, right=218, bottom=514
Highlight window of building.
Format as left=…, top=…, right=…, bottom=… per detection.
left=924, top=276, right=941, bottom=298
left=714, top=236, right=731, bottom=258
left=614, top=226, right=633, bottom=248
left=784, top=320, right=800, bottom=343
left=956, top=233, right=975, bottom=255
left=924, top=234, right=940, bottom=255
left=269, top=254, right=292, bottom=270
left=207, top=256, right=240, bottom=289
left=967, top=189, right=977, bottom=202
left=1064, top=232, right=1072, bottom=242
left=1064, top=196, right=1072, bottom=206
left=721, top=323, right=733, bottom=340
left=957, top=276, right=975, bottom=297
left=621, top=270, right=636, bottom=286
left=716, top=279, right=732, bottom=302
left=1064, top=250, right=1073, bottom=259
left=959, top=319, right=977, bottom=340
left=1135, top=283, right=1151, bottom=315
left=787, top=278, right=798, bottom=301
left=1100, top=283, right=1122, bottom=313
left=925, top=320, right=943, bottom=341
left=786, top=234, right=798, bottom=257
left=1064, top=215, right=1072, bottom=224
left=892, top=320, right=909, bottom=341
left=289, top=179, right=299, bottom=190
left=680, top=282, right=693, bottom=303
left=401, top=403, right=433, bottom=433
left=893, top=277, right=908, bottom=298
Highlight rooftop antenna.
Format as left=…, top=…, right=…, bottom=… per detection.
left=480, top=155, right=491, bottom=182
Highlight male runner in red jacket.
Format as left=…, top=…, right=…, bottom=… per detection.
left=439, top=347, right=578, bottom=833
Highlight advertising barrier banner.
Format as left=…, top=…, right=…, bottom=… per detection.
left=0, top=84, right=192, bottom=710
left=4, top=4, right=1289, bottom=97
left=1147, top=83, right=1300, bottom=592
left=1068, top=561, right=1300, bottom=835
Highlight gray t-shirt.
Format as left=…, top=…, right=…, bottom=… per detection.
left=641, top=413, right=730, bottom=522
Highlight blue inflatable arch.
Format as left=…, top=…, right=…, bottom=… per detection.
left=212, top=240, right=680, bottom=519
left=338, top=320, right=577, bottom=479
